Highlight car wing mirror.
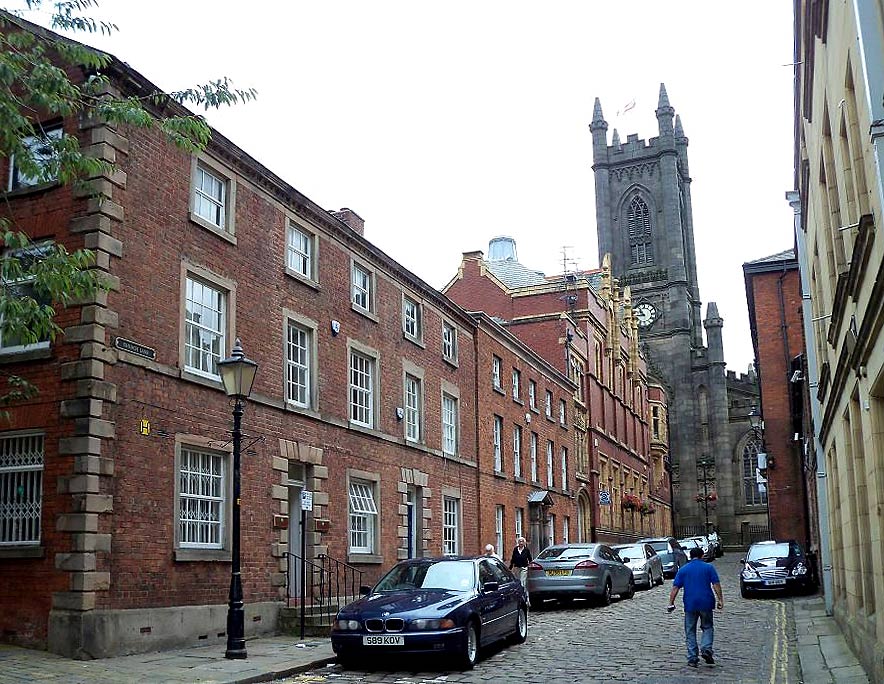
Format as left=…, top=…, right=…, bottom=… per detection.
left=620, top=557, right=630, bottom=563
left=359, top=585, right=372, bottom=596
left=739, top=558, right=746, bottom=564
left=482, top=581, right=500, bottom=593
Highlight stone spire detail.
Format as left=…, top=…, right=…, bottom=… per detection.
left=612, top=128, right=621, bottom=146
left=674, top=114, right=684, bottom=138
left=658, top=82, right=671, bottom=109
left=590, top=97, right=608, bottom=132
left=656, top=83, right=675, bottom=136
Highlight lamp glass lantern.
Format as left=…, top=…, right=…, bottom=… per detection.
left=219, top=339, right=258, bottom=399
left=748, top=405, right=762, bottom=432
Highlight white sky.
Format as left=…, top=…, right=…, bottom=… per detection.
left=24, top=0, right=796, bottom=372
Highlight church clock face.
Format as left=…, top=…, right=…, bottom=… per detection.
left=635, top=302, right=658, bottom=328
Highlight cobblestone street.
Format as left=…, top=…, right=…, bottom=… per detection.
left=278, top=557, right=801, bottom=684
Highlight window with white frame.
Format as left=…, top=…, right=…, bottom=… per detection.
left=0, top=242, right=53, bottom=352
left=184, top=276, right=226, bottom=379
left=349, top=350, right=375, bottom=427
left=493, top=415, right=503, bottom=472
left=442, top=393, right=458, bottom=455
left=547, top=513, right=555, bottom=546
left=529, top=380, right=537, bottom=410
left=515, top=507, right=524, bottom=540
left=545, top=391, right=553, bottom=418
left=348, top=480, right=378, bottom=553
left=402, top=295, right=422, bottom=341
left=512, top=368, right=521, bottom=400
left=563, top=516, right=570, bottom=544
left=442, top=322, right=458, bottom=362
left=495, top=505, right=504, bottom=556
left=561, top=446, right=568, bottom=490
left=285, top=320, right=312, bottom=407
left=492, top=355, right=502, bottom=389
left=405, top=374, right=422, bottom=442
left=513, top=425, right=522, bottom=478
left=8, top=123, right=63, bottom=191
left=547, top=440, right=554, bottom=488
left=178, top=447, right=226, bottom=548
left=442, top=496, right=460, bottom=555
left=559, top=399, right=567, bottom=425
left=286, top=222, right=314, bottom=280
left=193, top=163, right=227, bottom=230
left=530, top=432, right=538, bottom=482
left=351, top=262, right=373, bottom=313
left=0, top=432, right=44, bottom=545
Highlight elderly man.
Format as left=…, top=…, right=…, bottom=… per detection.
left=508, top=537, right=532, bottom=589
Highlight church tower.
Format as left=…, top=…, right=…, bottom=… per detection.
left=591, top=85, right=747, bottom=538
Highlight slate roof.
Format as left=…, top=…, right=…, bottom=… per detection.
left=745, top=248, right=795, bottom=264
left=485, top=259, right=548, bottom=288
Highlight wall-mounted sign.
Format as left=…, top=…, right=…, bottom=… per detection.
left=599, top=490, right=611, bottom=506
left=300, top=490, right=313, bottom=511
left=139, top=419, right=151, bottom=436
left=115, top=337, right=156, bottom=360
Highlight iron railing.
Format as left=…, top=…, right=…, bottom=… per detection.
left=284, top=552, right=364, bottom=637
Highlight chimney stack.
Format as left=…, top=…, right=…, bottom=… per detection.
left=330, top=208, right=365, bottom=236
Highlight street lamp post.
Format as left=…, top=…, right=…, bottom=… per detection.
left=218, top=339, right=258, bottom=660
left=748, top=405, right=773, bottom=539
left=696, top=457, right=715, bottom=533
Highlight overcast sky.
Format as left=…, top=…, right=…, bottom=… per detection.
left=25, top=1, right=796, bottom=373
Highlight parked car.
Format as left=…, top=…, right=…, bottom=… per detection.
left=684, top=535, right=715, bottom=561
left=612, top=542, right=664, bottom=589
left=527, top=543, right=634, bottom=608
left=678, top=537, right=707, bottom=561
left=330, top=556, right=527, bottom=669
left=740, top=540, right=816, bottom=598
left=638, top=537, right=688, bottom=578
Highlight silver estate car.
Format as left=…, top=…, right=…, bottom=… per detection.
left=527, top=543, right=634, bottom=608
left=612, top=542, right=665, bottom=589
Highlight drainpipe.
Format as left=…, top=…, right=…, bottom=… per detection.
left=788, top=190, right=833, bottom=615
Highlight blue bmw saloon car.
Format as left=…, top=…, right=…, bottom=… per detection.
left=331, top=556, right=528, bottom=669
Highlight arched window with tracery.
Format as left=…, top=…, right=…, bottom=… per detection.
left=742, top=437, right=768, bottom=506
left=627, top=195, right=653, bottom=265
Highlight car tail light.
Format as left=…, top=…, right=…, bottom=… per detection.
left=574, top=559, right=599, bottom=569
left=528, top=562, right=543, bottom=570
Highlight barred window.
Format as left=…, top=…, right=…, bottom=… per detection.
left=0, top=433, right=44, bottom=545
left=349, top=480, right=378, bottom=553
left=178, top=447, right=225, bottom=548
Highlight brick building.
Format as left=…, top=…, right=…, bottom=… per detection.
left=444, top=238, right=673, bottom=545
left=743, top=249, right=810, bottom=545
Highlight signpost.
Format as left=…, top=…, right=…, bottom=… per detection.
left=299, top=491, right=312, bottom=639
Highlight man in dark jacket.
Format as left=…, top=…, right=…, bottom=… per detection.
left=509, top=537, right=532, bottom=589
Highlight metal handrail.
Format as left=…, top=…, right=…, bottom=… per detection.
left=283, top=552, right=364, bottom=638
left=317, top=553, right=364, bottom=605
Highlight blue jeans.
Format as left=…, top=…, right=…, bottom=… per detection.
left=684, top=610, right=714, bottom=663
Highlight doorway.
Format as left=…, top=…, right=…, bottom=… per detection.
left=287, top=461, right=306, bottom=601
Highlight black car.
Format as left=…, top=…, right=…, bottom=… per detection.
left=740, top=540, right=816, bottom=597
left=331, top=556, right=528, bottom=669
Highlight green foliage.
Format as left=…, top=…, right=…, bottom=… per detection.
left=0, top=1, right=255, bottom=413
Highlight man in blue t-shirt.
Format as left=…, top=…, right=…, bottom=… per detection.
left=667, top=546, right=724, bottom=667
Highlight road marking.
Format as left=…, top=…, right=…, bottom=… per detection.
left=769, top=599, right=789, bottom=684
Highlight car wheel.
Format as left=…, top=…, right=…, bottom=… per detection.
left=529, top=596, right=544, bottom=611
left=558, top=596, right=574, bottom=607
left=459, top=620, right=479, bottom=669
left=597, top=579, right=612, bottom=606
left=623, top=577, right=635, bottom=599
left=510, top=604, right=528, bottom=644
left=740, top=583, right=751, bottom=599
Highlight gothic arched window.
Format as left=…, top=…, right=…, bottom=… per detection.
left=742, top=437, right=768, bottom=506
left=627, top=195, right=653, bottom=265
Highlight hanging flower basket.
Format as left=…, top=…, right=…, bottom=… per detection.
left=695, top=491, right=718, bottom=503
left=621, top=493, right=642, bottom=511
left=639, top=502, right=656, bottom=516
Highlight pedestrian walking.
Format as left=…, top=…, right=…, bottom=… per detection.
left=509, top=537, right=532, bottom=590
left=484, top=543, right=500, bottom=559
left=667, top=545, right=723, bottom=667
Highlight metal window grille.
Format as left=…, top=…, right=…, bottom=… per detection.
left=442, top=394, right=457, bottom=455
left=286, top=321, right=310, bottom=406
left=0, top=433, right=44, bottom=545
left=513, top=426, right=522, bottom=477
left=405, top=375, right=421, bottom=441
left=184, top=277, right=225, bottom=378
left=286, top=224, right=311, bottom=277
left=349, top=481, right=378, bottom=553
left=352, top=264, right=371, bottom=310
left=178, top=448, right=225, bottom=548
left=194, top=166, right=226, bottom=228
left=443, top=496, right=459, bottom=555
left=493, top=416, right=502, bottom=471
left=349, top=351, right=374, bottom=427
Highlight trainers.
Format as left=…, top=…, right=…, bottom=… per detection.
left=687, top=660, right=699, bottom=668
left=701, top=651, right=715, bottom=664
